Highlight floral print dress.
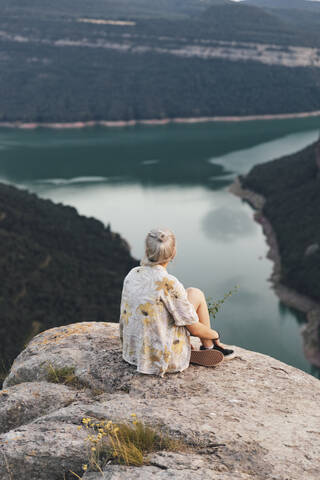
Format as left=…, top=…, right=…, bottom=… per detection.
left=119, top=264, right=199, bottom=377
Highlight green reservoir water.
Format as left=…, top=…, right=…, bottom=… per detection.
left=1, top=117, right=320, bottom=377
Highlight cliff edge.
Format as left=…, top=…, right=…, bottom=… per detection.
left=1, top=322, right=319, bottom=480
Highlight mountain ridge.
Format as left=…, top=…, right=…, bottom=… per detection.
left=1, top=0, right=320, bottom=122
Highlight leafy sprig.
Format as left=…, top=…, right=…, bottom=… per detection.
left=206, top=285, right=239, bottom=320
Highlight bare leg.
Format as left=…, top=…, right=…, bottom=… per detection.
left=186, top=287, right=226, bottom=349
left=186, top=287, right=214, bottom=348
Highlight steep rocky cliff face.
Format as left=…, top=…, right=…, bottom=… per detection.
left=1, top=322, right=319, bottom=479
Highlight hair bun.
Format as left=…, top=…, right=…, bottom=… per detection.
left=142, top=227, right=176, bottom=266
left=158, top=231, right=167, bottom=242
left=148, top=229, right=167, bottom=242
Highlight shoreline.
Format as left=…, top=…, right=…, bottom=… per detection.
left=228, top=176, right=320, bottom=368
left=1, top=109, right=320, bottom=130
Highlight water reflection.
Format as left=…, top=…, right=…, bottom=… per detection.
left=34, top=176, right=109, bottom=185
left=209, top=129, right=320, bottom=176
left=207, top=178, right=233, bottom=190
left=310, top=365, right=320, bottom=379
left=202, top=206, right=254, bottom=242
left=277, top=301, right=307, bottom=326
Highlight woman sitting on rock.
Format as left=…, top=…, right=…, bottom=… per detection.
left=119, top=227, right=234, bottom=377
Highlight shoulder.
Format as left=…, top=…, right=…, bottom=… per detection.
left=123, top=265, right=155, bottom=287
left=166, top=272, right=185, bottom=289
left=156, top=271, right=186, bottom=295
left=123, top=266, right=141, bottom=283
left=126, top=266, right=142, bottom=277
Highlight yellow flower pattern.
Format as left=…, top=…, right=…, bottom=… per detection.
left=119, top=302, right=131, bottom=345
left=172, top=338, right=185, bottom=355
left=121, top=302, right=131, bottom=325
left=138, top=302, right=156, bottom=326
left=119, top=264, right=199, bottom=376
left=155, top=277, right=176, bottom=296
left=141, top=343, right=162, bottom=363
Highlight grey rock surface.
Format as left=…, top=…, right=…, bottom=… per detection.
left=3, top=321, right=135, bottom=392
left=0, top=421, right=88, bottom=480
left=1, top=321, right=320, bottom=480
left=0, top=381, right=88, bottom=434
left=83, top=452, right=254, bottom=479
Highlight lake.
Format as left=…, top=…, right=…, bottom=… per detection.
left=1, top=117, right=320, bottom=377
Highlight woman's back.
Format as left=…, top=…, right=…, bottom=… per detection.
left=120, top=264, right=199, bottom=377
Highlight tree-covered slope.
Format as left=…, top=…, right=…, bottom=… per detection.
left=241, top=139, right=320, bottom=302
left=245, top=0, right=320, bottom=33
left=0, top=182, right=137, bottom=372
left=1, top=0, right=320, bottom=122
left=0, top=0, right=232, bottom=20
left=245, top=0, right=320, bottom=13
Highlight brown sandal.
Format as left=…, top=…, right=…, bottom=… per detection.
left=190, top=349, right=224, bottom=367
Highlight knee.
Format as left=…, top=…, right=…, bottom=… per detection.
left=186, top=287, right=205, bottom=302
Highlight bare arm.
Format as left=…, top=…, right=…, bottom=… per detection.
left=185, top=322, right=219, bottom=341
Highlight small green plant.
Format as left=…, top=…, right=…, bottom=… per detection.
left=46, top=363, right=85, bottom=389
left=207, top=285, right=239, bottom=320
left=72, top=414, right=186, bottom=477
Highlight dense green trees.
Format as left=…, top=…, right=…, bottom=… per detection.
left=0, top=183, right=137, bottom=376
left=1, top=1, right=320, bottom=123
left=242, top=140, right=320, bottom=302
left=2, top=42, right=320, bottom=123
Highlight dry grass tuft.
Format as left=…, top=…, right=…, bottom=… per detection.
left=74, top=414, right=187, bottom=475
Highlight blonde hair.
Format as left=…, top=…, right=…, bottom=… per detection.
left=141, top=228, right=176, bottom=266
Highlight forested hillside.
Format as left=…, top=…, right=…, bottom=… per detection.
left=1, top=0, right=320, bottom=122
left=245, top=0, right=320, bottom=33
left=245, top=0, right=320, bottom=13
left=241, top=139, right=320, bottom=303
left=0, top=183, right=137, bottom=377
left=0, top=0, right=232, bottom=20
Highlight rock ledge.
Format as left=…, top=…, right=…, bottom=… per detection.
left=1, top=321, right=320, bottom=480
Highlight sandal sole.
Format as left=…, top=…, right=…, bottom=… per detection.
left=190, top=349, right=224, bottom=367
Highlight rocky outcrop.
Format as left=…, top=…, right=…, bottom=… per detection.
left=3, top=322, right=133, bottom=393
left=1, top=321, right=320, bottom=480
left=0, top=382, right=88, bottom=434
